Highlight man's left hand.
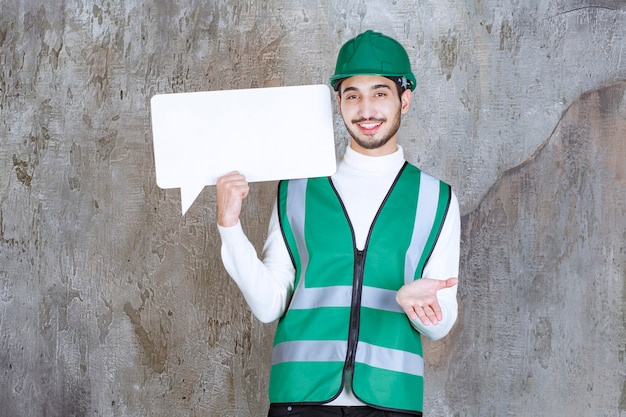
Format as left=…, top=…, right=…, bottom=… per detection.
left=396, top=278, right=458, bottom=326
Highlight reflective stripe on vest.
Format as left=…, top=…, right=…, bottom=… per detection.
left=271, top=163, right=451, bottom=412
left=272, top=340, right=424, bottom=377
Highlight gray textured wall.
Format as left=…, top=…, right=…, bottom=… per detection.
left=0, top=1, right=624, bottom=416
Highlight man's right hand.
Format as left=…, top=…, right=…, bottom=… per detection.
left=216, top=171, right=249, bottom=227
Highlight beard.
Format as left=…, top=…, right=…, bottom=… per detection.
left=344, top=111, right=402, bottom=150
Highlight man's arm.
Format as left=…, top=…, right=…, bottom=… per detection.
left=396, top=190, right=461, bottom=340
left=217, top=172, right=295, bottom=323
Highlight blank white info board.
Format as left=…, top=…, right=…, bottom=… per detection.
left=151, top=85, right=337, bottom=215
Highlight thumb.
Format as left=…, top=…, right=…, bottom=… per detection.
left=442, top=277, right=458, bottom=288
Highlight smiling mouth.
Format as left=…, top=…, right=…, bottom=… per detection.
left=355, top=118, right=384, bottom=132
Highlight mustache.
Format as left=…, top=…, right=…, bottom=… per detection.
left=351, top=117, right=386, bottom=124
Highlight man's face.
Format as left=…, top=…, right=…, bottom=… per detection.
left=337, top=75, right=412, bottom=156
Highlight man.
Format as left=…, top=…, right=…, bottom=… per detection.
left=216, top=30, right=460, bottom=417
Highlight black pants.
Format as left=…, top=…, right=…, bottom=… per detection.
left=267, top=404, right=422, bottom=417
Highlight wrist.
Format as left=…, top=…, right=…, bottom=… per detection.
left=218, top=212, right=240, bottom=227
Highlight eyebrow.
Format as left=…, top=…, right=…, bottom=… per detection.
left=341, top=83, right=392, bottom=95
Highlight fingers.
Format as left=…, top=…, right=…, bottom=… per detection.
left=413, top=301, right=442, bottom=326
left=397, top=277, right=458, bottom=326
left=216, top=171, right=249, bottom=227
left=414, top=307, right=431, bottom=326
left=217, top=171, right=249, bottom=197
left=397, top=292, right=441, bottom=326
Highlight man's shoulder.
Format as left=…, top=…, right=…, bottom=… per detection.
left=403, top=162, right=450, bottom=187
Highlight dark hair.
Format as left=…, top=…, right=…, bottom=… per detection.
left=334, top=76, right=409, bottom=101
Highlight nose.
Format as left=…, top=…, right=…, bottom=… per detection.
left=357, top=96, right=376, bottom=119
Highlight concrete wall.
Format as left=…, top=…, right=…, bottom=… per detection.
left=0, top=1, right=624, bottom=416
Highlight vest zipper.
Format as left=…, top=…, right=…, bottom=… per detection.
left=345, top=248, right=365, bottom=374
left=328, top=169, right=406, bottom=394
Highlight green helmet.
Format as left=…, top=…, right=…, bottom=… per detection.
left=330, top=30, right=416, bottom=92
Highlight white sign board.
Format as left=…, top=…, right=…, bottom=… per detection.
left=151, top=85, right=337, bottom=214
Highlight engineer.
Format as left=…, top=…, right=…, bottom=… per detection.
left=216, top=30, right=461, bottom=417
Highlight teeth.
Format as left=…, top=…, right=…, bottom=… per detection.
left=361, top=123, right=380, bottom=129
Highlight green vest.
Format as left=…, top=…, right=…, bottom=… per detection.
left=270, top=162, right=451, bottom=413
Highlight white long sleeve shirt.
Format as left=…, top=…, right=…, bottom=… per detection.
left=218, top=145, right=460, bottom=405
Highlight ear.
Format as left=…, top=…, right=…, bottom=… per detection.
left=400, top=89, right=412, bottom=114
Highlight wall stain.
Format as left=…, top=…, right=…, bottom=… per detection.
left=96, top=130, right=118, bottom=161
left=11, top=98, right=54, bottom=188
left=97, top=298, right=113, bottom=345
left=39, top=284, right=83, bottom=335
left=123, top=293, right=168, bottom=374
left=68, top=142, right=83, bottom=191
left=12, top=154, right=31, bottom=187
left=531, top=316, right=552, bottom=369
left=438, top=33, right=459, bottom=81
left=499, top=19, right=521, bottom=54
